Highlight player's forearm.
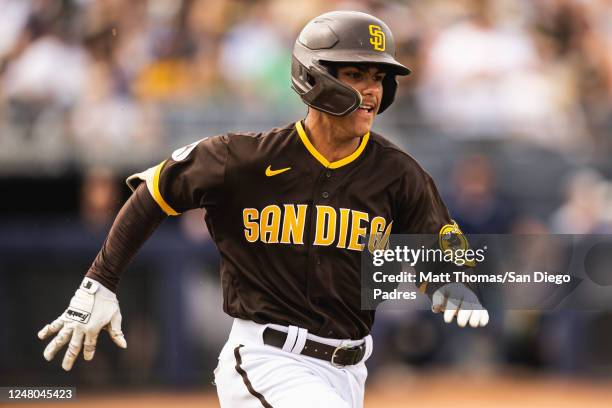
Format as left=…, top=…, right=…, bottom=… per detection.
left=85, top=183, right=166, bottom=292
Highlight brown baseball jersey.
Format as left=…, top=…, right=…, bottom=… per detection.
left=128, top=121, right=451, bottom=339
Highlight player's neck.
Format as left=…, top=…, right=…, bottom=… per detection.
left=303, top=114, right=361, bottom=163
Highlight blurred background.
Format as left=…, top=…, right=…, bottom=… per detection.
left=1, top=0, right=612, bottom=406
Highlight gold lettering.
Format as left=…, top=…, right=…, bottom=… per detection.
left=243, top=208, right=259, bottom=242
left=368, top=218, right=393, bottom=252
left=336, top=208, right=351, bottom=249
left=348, top=210, right=369, bottom=251
left=369, top=24, right=385, bottom=51
left=280, top=204, right=307, bottom=244
left=260, top=205, right=281, bottom=243
left=314, top=205, right=337, bottom=246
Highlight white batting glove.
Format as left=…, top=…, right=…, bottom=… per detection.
left=431, top=283, right=489, bottom=328
left=37, top=277, right=127, bottom=371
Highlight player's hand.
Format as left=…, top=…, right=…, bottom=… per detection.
left=431, top=283, right=489, bottom=328
left=37, top=277, right=127, bottom=371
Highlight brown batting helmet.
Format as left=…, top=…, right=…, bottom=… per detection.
left=291, top=11, right=411, bottom=116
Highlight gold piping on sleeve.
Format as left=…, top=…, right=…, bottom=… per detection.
left=153, top=160, right=180, bottom=216
left=295, top=121, right=369, bottom=169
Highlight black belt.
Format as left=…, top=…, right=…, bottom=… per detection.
left=262, top=327, right=366, bottom=367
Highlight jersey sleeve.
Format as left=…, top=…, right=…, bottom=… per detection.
left=126, top=135, right=229, bottom=215
left=395, top=169, right=481, bottom=297
left=395, top=170, right=452, bottom=234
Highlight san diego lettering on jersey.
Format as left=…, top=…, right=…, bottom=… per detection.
left=243, top=204, right=392, bottom=252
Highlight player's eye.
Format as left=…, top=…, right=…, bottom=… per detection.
left=373, top=74, right=385, bottom=82
left=345, top=71, right=362, bottom=80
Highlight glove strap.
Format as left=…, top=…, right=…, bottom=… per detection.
left=80, top=277, right=100, bottom=294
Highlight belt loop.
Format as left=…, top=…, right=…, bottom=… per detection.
left=363, top=335, right=373, bottom=362
left=282, top=326, right=298, bottom=352
left=291, top=327, right=308, bottom=354
left=257, top=324, right=268, bottom=344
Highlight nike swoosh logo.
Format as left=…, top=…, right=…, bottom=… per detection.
left=265, top=165, right=291, bottom=177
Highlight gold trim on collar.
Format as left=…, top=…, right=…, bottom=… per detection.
left=295, top=121, right=369, bottom=169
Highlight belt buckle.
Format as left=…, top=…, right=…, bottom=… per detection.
left=331, top=344, right=356, bottom=367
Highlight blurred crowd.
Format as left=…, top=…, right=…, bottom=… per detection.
left=0, top=0, right=610, bottom=166
left=1, top=0, right=611, bottom=234
left=2, top=0, right=612, bottom=388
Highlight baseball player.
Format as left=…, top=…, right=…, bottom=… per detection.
left=37, top=11, right=488, bottom=408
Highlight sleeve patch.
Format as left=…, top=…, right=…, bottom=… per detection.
left=438, top=220, right=474, bottom=267
left=171, top=138, right=207, bottom=162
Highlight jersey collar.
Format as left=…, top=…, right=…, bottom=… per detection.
left=294, top=121, right=370, bottom=169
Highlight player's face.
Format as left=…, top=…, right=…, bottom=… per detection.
left=336, top=65, right=385, bottom=136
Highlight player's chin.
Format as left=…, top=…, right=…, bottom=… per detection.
left=355, top=117, right=374, bottom=136
left=351, top=111, right=374, bottom=135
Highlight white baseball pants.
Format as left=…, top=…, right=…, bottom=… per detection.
left=214, top=319, right=373, bottom=408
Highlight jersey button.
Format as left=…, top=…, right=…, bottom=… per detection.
left=325, top=171, right=332, bottom=179
left=321, top=191, right=329, bottom=199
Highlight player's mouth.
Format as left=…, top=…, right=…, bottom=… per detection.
left=357, top=102, right=376, bottom=117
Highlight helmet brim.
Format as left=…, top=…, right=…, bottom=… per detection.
left=316, top=50, right=411, bottom=76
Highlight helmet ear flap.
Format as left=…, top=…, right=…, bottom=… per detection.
left=291, top=57, right=316, bottom=93
left=378, top=75, right=398, bottom=114
left=291, top=57, right=362, bottom=116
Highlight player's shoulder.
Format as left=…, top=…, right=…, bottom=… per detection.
left=368, top=130, right=410, bottom=158
left=224, top=123, right=295, bottom=146
left=368, top=131, right=431, bottom=179
left=180, top=123, right=294, bottom=162
left=222, top=123, right=297, bottom=168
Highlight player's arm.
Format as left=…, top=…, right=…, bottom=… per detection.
left=37, top=184, right=166, bottom=370
left=87, top=183, right=166, bottom=292
left=37, top=135, right=228, bottom=370
left=398, top=171, right=489, bottom=328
